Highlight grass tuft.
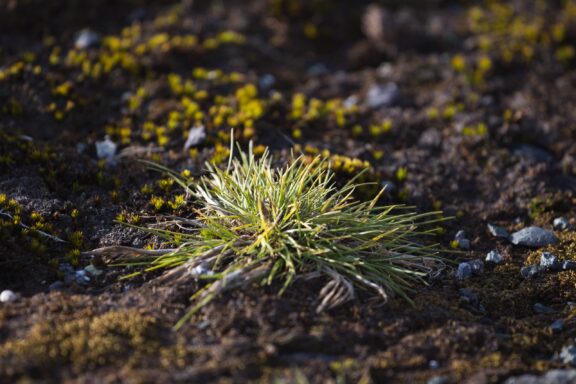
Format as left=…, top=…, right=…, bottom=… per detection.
left=130, top=139, right=447, bottom=329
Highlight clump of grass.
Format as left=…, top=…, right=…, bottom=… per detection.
left=124, top=140, right=446, bottom=329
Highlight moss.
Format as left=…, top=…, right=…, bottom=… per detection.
left=0, top=309, right=162, bottom=375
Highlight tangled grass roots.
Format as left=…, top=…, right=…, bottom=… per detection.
left=91, top=140, right=447, bottom=329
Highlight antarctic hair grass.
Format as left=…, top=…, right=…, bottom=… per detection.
left=106, top=140, right=447, bottom=329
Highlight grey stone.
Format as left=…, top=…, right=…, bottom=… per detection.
left=486, top=250, right=503, bottom=264
left=343, top=95, right=358, bottom=109
left=459, top=288, right=478, bottom=304
left=75, top=29, right=100, bottom=49
left=380, top=180, right=396, bottom=193
left=456, top=262, right=473, bottom=280
left=510, top=226, right=558, bottom=247
left=457, top=238, right=471, bottom=250
left=563, top=260, right=576, bottom=271
left=95, top=135, right=117, bottom=164
left=84, top=265, right=103, bottom=277
left=427, top=376, right=448, bottom=384
left=469, top=259, right=484, bottom=275
left=504, top=369, right=576, bottom=384
left=76, top=142, right=87, bottom=154
left=513, top=144, right=553, bottom=163
left=419, top=129, right=442, bottom=148
left=487, top=223, right=510, bottom=239
left=550, top=320, right=564, bottom=333
left=521, top=265, right=544, bottom=279
left=366, top=83, right=398, bottom=109
left=0, top=290, right=17, bottom=303
left=533, top=303, right=555, bottom=314
left=48, top=281, right=65, bottom=291
left=553, top=217, right=572, bottom=231
left=540, top=252, right=559, bottom=269
left=307, top=63, right=328, bottom=77
left=74, top=270, right=91, bottom=285
left=258, top=74, right=276, bottom=90
left=60, top=263, right=91, bottom=285
left=455, top=230, right=467, bottom=240
left=184, top=125, right=206, bottom=150
left=560, top=345, right=576, bottom=366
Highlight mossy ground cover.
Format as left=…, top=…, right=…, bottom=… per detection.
left=1, top=0, right=576, bottom=382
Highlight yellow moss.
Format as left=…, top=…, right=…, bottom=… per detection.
left=0, top=309, right=160, bottom=372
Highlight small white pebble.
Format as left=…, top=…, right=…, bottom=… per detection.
left=0, top=290, right=18, bottom=303
left=486, top=250, right=503, bottom=264
left=75, top=29, right=99, bottom=50
left=553, top=217, right=572, bottom=231
left=183, top=125, right=206, bottom=150
left=95, top=135, right=117, bottom=163
left=455, top=230, right=467, bottom=240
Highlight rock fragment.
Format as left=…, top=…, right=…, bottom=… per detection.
left=486, top=250, right=503, bottom=264
left=75, top=29, right=100, bottom=49
left=560, top=345, right=576, bottom=366
left=540, top=252, right=559, bottom=269
left=184, top=125, right=206, bottom=150
left=454, top=230, right=471, bottom=250
left=553, top=217, right=572, bottom=231
left=455, top=260, right=483, bottom=279
left=504, top=369, right=576, bottom=384
left=366, top=83, right=398, bottom=108
left=563, top=260, right=576, bottom=271
left=95, top=135, right=117, bottom=164
left=487, top=223, right=510, bottom=239
left=550, top=319, right=564, bottom=333
left=520, top=265, right=544, bottom=279
left=533, top=303, right=555, bottom=314
left=427, top=376, right=448, bottom=384
left=0, top=290, right=17, bottom=303
left=456, top=262, right=473, bottom=280
left=469, top=259, right=484, bottom=275
left=510, top=226, right=558, bottom=247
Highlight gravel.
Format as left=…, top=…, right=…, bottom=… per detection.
left=510, top=226, right=558, bottom=247
left=512, top=144, right=553, bottom=163
left=550, top=320, right=564, bottom=333
left=487, top=223, right=510, bottom=239
left=0, top=290, right=17, bottom=303
left=95, top=135, right=117, bottom=164
left=454, top=230, right=471, bottom=250
left=456, top=238, right=471, bottom=250
left=560, top=345, right=576, bottom=366
left=504, top=369, right=576, bottom=384
left=366, top=82, right=398, bottom=108
left=48, top=281, right=65, bottom=291
left=520, top=265, right=544, bottom=279
left=184, top=125, right=206, bottom=150
left=75, top=29, right=100, bottom=49
left=455, top=260, right=484, bottom=279
left=455, top=230, right=466, bottom=240
left=533, top=303, right=555, bottom=314
left=563, top=260, right=576, bottom=271
left=540, top=252, right=559, bottom=269
left=469, top=259, right=484, bottom=275
left=458, top=288, right=479, bottom=305
left=486, top=250, right=503, bottom=264
left=553, top=217, right=572, bottom=231
left=427, top=376, right=448, bottom=384
left=456, top=262, right=473, bottom=280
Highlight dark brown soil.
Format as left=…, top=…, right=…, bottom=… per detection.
left=1, top=1, right=576, bottom=383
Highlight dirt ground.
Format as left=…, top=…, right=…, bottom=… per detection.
left=1, top=0, right=576, bottom=382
